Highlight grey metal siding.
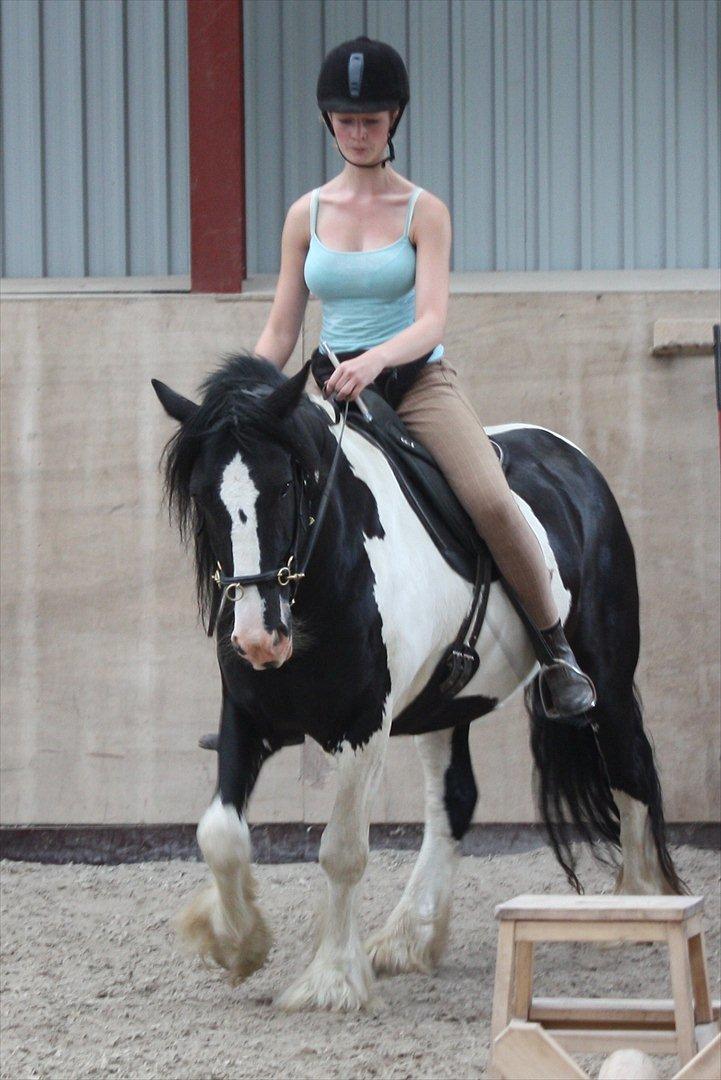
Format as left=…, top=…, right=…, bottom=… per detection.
left=245, top=0, right=720, bottom=274
left=0, top=0, right=189, bottom=279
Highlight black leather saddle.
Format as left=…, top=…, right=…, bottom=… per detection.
left=333, top=385, right=506, bottom=584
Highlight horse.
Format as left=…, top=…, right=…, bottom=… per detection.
left=153, top=352, right=684, bottom=1012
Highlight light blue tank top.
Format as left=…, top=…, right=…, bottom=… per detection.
left=304, top=186, right=444, bottom=361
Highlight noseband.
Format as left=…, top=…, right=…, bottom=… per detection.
left=207, top=394, right=349, bottom=637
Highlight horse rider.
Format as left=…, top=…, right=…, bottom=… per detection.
left=252, top=36, right=596, bottom=720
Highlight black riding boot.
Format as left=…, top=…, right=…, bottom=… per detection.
left=536, top=620, right=597, bottom=719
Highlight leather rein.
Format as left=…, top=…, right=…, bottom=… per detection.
left=207, top=396, right=349, bottom=637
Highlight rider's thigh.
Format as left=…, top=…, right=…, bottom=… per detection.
left=395, top=359, right=511, bottom=520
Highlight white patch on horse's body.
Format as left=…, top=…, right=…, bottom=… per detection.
left=612, top=789, right=675, bottom=894
left=277, top=717, right=391, bottom=1011
left=219, top=453, right=264, bottom=636
left=367, top=728, right=458, bottom=974
left=329, top=423, right=472, bottom=712
left=176, top=795, right=271, bottom=979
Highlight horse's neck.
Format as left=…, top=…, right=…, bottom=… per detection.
left=294, top=426, right=375, bottom=607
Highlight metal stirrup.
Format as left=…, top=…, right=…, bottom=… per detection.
left=537, top=659, right=597, bottom=720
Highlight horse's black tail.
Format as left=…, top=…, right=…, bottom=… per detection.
left=527, top=680, right=686, bottom=894
left=528, top=690, right=620, bottom=892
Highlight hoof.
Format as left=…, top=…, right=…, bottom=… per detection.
left=175, top=885, right=272, bottom=982
left=276, top=951, right=378, bottom=1012
left=365, top=908, right=449, bottom=976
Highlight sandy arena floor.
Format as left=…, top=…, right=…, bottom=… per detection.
left=1, top=844, right=719, bottom=1080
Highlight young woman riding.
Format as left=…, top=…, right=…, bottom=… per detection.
left=253, top=36, right=595, bottom=719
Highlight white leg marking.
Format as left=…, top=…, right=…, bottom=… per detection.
left=175, top=796, right=272, bottom=980
left=367, top=728, right=458, bottom=974
left=276, top=721, right=391, bottom=1011
left=612, top=789, right=674, bottom=895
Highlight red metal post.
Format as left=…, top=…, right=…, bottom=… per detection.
left=187, top=0, right=246, bottom=292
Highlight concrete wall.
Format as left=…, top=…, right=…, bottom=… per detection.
left=1, top=277, right=719, bottom=824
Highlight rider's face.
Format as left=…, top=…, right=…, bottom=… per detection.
left=329, top=110, right=398, bottom=164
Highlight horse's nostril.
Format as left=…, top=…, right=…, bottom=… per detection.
left=263, top=659, right=279, bottom=670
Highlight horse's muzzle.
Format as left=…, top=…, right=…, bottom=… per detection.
left=231, top=629, right=293, bottom=670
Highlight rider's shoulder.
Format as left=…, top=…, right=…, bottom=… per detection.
left=283, top=192, right=314, bottom=243
left=413, top=189, right=450, bottom=222
left=410, top=189, right=450, bottom=244
left=285, top=191, right=314, bottom=221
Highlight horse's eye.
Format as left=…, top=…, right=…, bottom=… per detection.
left=279, top=481, right=292, bottom=499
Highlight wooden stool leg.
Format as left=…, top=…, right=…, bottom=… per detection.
left=512, top=941, right=534, bottom=1020
left=688, top=931, right=713, bottom=1024
left=490, top=922, right=518, bottom=1076
left=668, top=926, right=699, bottom=1065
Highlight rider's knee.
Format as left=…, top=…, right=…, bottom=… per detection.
left=475, top=491, right=518, bottom=537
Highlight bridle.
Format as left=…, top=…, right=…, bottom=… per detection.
left=207, top=395, right=349, bottom=637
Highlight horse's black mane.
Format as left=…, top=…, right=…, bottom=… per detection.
left=161, top=352, right=327, bottom=628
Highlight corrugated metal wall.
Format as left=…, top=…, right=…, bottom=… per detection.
left=245, top=0, right=720, bottom=274
left=2, top=0, right=717, bottom=280
left=0, top=0, right=189, bottom=278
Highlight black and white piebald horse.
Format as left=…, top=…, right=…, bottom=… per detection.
left=153, top=354, right=683, bottom=1011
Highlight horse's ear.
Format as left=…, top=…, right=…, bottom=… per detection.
left=151, top=379, right=199, bottom=423
left=265, top=361, right=311, bottom=419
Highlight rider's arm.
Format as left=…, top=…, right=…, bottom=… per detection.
left=253, top=195, right=311, bottom=370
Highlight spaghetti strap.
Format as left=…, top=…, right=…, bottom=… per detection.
left=310, top=188, right=320, bottom=236
left=404, top=187, right=424, bottom=237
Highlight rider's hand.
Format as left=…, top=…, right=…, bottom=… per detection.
left=324, top=351, right=386, bottom=402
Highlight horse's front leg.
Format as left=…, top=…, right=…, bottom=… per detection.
left=176, top=692, right=274, bottom=981
left=367, top=726, right=470, bottom=974
left=277, top=715, right=391, bottom=1011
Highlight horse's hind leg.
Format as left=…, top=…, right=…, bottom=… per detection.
left=530, top=511, right=685, bottom=896
left=366, top=723, right=477, bottom=975
left=175, top=694, right=273, bottom=980
left=602, top=691, right=685, bottom=896
left=529, top=473, right=686, bottom=897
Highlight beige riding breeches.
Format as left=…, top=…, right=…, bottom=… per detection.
left=394, top=357, right=558, bottom=629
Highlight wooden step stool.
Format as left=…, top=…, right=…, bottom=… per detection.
left=490, top=895, right=719, bottom=1074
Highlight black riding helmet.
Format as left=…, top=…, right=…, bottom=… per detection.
left=316, top=36, right=410, bottom=167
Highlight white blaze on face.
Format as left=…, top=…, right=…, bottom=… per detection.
left=219, top=452, right=266, bottom=637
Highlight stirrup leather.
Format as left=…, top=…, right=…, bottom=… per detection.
left=537, top=658, right=597, bottom=720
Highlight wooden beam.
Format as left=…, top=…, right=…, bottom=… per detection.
left=674, top=1033, right=721, bottom=1080
left=493, top=1021, right=588, bottom=1079
left=187, top=0, right=246, bottom=293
